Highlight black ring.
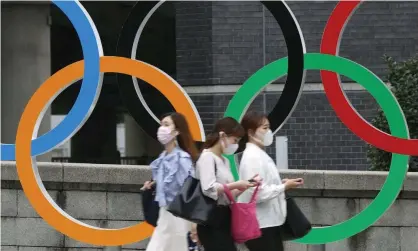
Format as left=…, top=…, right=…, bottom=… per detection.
left=116, top=1, right=305, bottom=142
left=116, top=1, right=173, bottom=143
left=261, top=1, right=306, bottom=134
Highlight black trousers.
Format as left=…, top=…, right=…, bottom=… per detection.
left=245, top=226, right=284, bottom=251
left=196, top=207, right=237, bottom=251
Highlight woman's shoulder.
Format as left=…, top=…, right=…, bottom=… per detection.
left=173, top=149, right=194, bottom=174
left=176, top=148, right=192, bottom=159
left=198, top=149, right=216, bottom=160
left=240, top=146, right=264, bottom=166
left=241, top=146, right=262, bottom=159
left=152, top=148, right=191, bottom=165
left=197, top=150, right=212, bottom=163
left=195, top=150, right=216, bottom=166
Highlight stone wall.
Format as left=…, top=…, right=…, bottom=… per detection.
left=1, top=161, right=417, bottom=251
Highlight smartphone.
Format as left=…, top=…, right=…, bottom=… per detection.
left=295, top=178, right=304, bottom=183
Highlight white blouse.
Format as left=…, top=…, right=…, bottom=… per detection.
left=195, top=149, right=235, bottom=205
left=237, top=142, right=287, bottom=228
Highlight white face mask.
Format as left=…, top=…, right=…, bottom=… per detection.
left=157, top=126, right=177, bottom=145
left=220, top=134, right=239, bottom=155
left=254, top=129, right=274, bottom=146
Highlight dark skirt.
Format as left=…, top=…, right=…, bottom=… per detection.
left=196, top=206, right=236, bottom=251
left=245, top=226, right=284, bottom=251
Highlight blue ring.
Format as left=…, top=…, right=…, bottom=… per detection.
left=1, top=0, right=102, bottom=160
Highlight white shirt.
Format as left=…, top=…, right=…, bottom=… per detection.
left=237, top=142, right=287, bottom=228
left=195, top=150, right=235, bottom=205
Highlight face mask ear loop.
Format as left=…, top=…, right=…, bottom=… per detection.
left=173, top=129, right=179, bottom=137
left=250, top=132, right=264, bottom=146
left=219, top=131, right=227, bottom=147
left=173, top=128, right=179, bottom=146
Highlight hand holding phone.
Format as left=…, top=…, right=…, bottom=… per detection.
left=248, top=174, right=262, bottom=185
left=284, top=178, right=304, bottom=190
left=294, top=178, right=304, bottom=184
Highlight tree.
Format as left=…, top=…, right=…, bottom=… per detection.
left=367, top=54, right=418, bottom=172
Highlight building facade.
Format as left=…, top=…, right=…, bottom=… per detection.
left=2, top=1, right=417, bottom=170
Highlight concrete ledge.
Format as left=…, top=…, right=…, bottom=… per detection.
left=1, top=161, right=418, bottom=251
left=2, top=161, right=417, bottom=196
left=404, top=172, right=418, bottom=191
left=1, top=162, right=63, bottom=183
left=1, top=161, right=152, bottom=185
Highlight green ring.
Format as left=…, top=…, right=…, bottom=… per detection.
left=223, top=53, right=410, bottom=244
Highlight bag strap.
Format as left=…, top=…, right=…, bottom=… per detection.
left=222, top=184, right=259, bottom=203
left=213, top=157, right=217, bottom=176
left=249, top=184, right=260, bottom=203
left=222, top=184, right=235, bottom=204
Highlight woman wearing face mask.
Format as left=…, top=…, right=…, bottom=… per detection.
left=238, top=111, right=304, bottom=251
left=141, top=112, right=199, bottom=251
left=195, top=117, right=261, bottom=251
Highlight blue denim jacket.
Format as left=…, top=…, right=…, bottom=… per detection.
left=150, top=147, right=193, bottom=207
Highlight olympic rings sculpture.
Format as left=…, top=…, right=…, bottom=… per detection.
left=116, top=0, right=306, bottom=146
left=2, top=0, right=417, bottom=247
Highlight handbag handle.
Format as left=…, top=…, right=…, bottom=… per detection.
left=222, top=184, right=236, bottom=204
left=222, top=183, right=260, bottom=204
left=249, top=184, right=260, bottom=203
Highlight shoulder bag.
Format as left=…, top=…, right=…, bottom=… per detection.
left=279, top=196, right=312, bottom=241
left=141, top=181, right=159, bottom=227
left=167, top=159, right=221, bottom=226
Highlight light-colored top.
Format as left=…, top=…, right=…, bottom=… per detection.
left=195, top=149, right=235, bottom=205
left=238, top=142, right=287, bottom=228
left=150, top=147, right=193, bottom=207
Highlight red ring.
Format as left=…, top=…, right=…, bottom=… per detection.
left=320, top=0, right=418, bottom=156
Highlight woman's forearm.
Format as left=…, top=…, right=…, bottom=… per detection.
left=213, top=182, right=242, bottom=196
left=232, top=189, right=243, bottom=197
left=225, top=181, right=242, bottom=191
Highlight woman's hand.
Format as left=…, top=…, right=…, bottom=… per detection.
left=140, top=180, right=155, bottom=191
left=249, top=174, right=263, bottom=185
left=235, top=180, right=257, bottom=191
left=284, top=178, right=304, bottom=190
left=227, top=174, right=261, bottom=192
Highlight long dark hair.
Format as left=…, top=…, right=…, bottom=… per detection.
left=161, top=112, right=199, bottom=162
left=239, top=110, right=268, bottom=151
left=203, top=117, right=245, bottom=149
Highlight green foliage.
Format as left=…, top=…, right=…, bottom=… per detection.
left=367, top=54, right=418, bottom=172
